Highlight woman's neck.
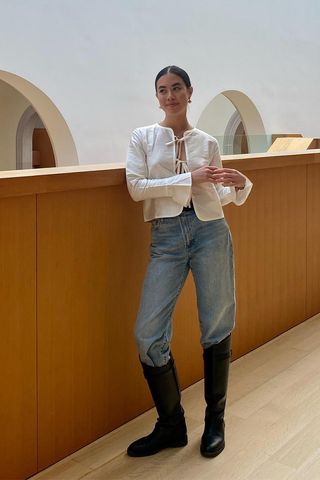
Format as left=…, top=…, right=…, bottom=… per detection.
left=159, top=115, right=193, bottom=138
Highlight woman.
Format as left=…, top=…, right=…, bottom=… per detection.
left=126, top=66, right=252, bottom=458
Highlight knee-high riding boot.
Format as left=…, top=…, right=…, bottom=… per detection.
left=127, top=356, right=188, bottom=457
left=200, top=335, right=231, bottom=458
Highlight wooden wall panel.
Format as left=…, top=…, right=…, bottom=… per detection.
left=224, top=164, right=307, bottom=358
left=0, top=196, right=37, bottom=480
left=307, top=163, right=320, bottom=316
left=37, top=186, right=146, bottom=469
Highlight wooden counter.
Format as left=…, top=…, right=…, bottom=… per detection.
left=1, top=150, right=320, bottom=479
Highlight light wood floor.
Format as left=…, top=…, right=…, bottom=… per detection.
left=30, top=313, right=320, bottom=480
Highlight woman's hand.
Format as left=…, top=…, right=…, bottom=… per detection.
left=191, top=166, right=246, bottom=189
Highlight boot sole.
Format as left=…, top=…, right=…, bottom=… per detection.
left=200, top=442, right=225, bottom=458
left=127, top=438, right=188, bottom=457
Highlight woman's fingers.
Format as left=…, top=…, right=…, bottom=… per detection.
left=212, top=175, right=245, bottom=187
left=217, top=167, right=238, bottom=173
left=212, top=173, right=236, bottom=181
left=210, top=167, right=245, bottom=186
left=192, top=166, right=245, bottom=187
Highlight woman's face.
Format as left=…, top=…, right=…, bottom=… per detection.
left=156, top=73, right=193, bottom=116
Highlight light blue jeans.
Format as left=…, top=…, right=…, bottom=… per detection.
left=135, top=209, right=235, bottom=367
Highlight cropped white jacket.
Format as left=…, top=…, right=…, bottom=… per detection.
left=126, top=124, right=253, bottom=222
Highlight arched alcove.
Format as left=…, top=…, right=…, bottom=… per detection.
left=16, top=106, right=55, bottom=169
left=197, top=90, right=267, bottom=154
left=0, top=70, right=78, bottom=167
left=16, top=106, right=39, bottom=169
left=223, top=111, right=248, bottom=155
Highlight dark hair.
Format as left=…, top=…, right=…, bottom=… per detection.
left=155, top=65, right=191, bottom=90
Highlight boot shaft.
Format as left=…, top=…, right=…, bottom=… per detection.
left=142, top=356, right=184, bottom=422
left=203, top=335, right=231, bottom=416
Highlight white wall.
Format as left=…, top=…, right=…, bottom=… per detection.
left=197, top=94, right=236, bottom=137
left=0, top=0, right=319, bottom=166
left=0, top=81, right=30, bottom=170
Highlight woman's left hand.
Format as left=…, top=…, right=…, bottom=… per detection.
left=211, top=168, right=247, bottom=190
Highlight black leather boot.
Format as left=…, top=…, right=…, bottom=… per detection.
left=127, top=356, right=188, bottom=457
left=200, top=335, right=231, bottom=458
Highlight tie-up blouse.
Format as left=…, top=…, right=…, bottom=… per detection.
left=126, top=124, right=253, bottom=222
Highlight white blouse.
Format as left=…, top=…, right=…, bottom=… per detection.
left=126, top=124, right=253, bottom=222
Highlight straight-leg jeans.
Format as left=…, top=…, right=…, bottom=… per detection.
left=135, top=209, right=235, bottom=367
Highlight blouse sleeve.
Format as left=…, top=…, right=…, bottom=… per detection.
left=210, top=141, right=253, bottom=206
left=126, top=129, right=192, bottom=206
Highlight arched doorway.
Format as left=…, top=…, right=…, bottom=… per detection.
left=197, top=90, right=267, bottom=154
left=0, top=69, right=78, bottom=168
left=16, top=106, right=56, bottom=169
left=223, top=111, right=248, bottom=155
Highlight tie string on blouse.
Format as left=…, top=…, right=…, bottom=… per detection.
left=165, top=131, right=193, bottom=175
